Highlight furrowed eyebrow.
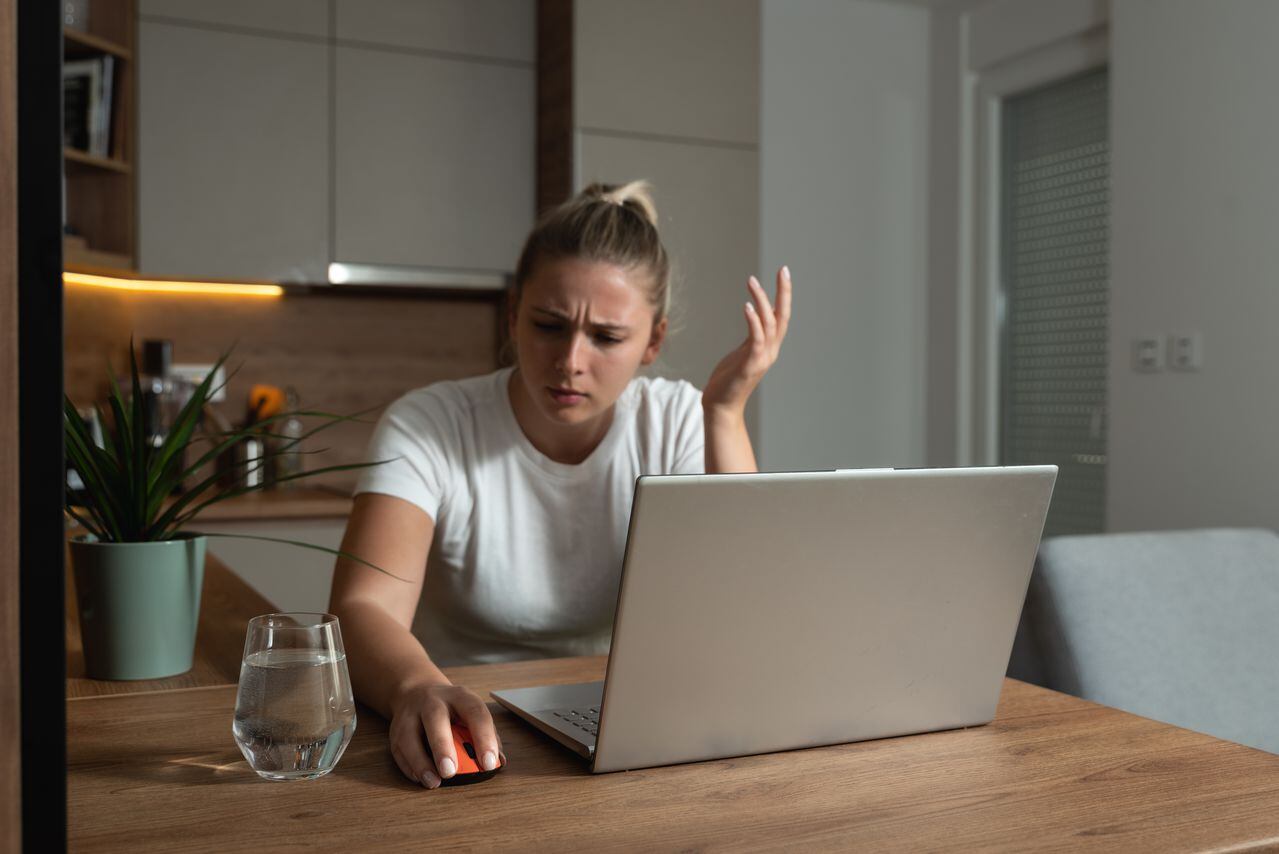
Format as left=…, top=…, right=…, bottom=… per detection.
left=531, top=307, right=630, bottom=333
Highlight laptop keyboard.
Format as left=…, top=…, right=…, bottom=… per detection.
left=551, top=706, right=600, bottom=738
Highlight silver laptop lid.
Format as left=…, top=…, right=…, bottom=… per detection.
left=592, top=466, right=1056, bottom=773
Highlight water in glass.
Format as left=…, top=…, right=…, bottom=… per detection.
left=233, top=614, right=356, bottom=781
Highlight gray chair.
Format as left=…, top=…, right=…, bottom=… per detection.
left=1009, top=528, right=1279, bottom=754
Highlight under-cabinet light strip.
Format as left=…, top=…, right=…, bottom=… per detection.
left=63, top=271, right=285, bottom=297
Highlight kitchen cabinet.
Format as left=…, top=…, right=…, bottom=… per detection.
left=333, top=44, right=535, bottom=272
left=137, top=20, right=329, bottom=281
left=576, top=0, right=759, bottom=146
left=334, top=0, right=534, bottom=62
left=135, top=3, right=535, bottom=284
left=138, top=0, right=328, bottom=38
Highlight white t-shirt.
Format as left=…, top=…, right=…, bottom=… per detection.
left=354, top=367, right=704, bottom=666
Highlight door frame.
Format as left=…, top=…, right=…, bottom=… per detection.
left=7, top=0, right=68, bottom=849
left=954, top=0, right=1109, bottom=465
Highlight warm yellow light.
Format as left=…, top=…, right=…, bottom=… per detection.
left=63, top=271, right=285, bottom=297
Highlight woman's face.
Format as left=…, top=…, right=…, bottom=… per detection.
left=509, top=256, right=666, bottom=430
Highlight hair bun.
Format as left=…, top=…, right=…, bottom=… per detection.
left=582, top=180, right=659, bottom=228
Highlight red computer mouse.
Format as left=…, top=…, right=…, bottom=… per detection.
left=432, top=722, right=504, bottom=786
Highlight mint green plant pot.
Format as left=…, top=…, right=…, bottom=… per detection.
left=69, top=535, right=207, bottom=680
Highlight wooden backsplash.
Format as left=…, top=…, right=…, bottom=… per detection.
left=65, top=284, right=504, bottom=491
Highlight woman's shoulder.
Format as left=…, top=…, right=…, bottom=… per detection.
left=626, top=373, right=703, bottom=416
left=386, top=368, right=511, bottom=424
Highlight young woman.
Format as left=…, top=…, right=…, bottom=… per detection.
left=328, top=181, right=792, bottom=788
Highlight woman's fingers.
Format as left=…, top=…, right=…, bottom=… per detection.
left=455, top=696, right=504, bottom=772
left=747, top=276, right=777, bottom=339
left=744, top=300, right=765, bottom=354
left=421, top=703, right=457, bottom=782
left=775, top=266, right=793, bottom=341
left=390, top=714, right=442, bottom=788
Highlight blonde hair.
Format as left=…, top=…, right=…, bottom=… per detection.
left=512, top=180, right=672, bottom=323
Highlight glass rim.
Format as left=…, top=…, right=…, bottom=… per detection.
left=247, top=612, right=340, bottom=630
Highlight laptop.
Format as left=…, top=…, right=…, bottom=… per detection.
left=491, top=465, right=1057, bottom=774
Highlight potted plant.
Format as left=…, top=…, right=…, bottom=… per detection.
left=64, top=348, right=398, bottom=680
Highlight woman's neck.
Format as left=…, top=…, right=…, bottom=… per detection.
left=507, top=369, right=615, bottom=465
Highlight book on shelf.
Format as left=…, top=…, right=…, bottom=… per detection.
left=62, top=55, right=116, bottom=159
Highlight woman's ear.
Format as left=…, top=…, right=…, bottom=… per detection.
left=640, top=317, right=668, bottom=366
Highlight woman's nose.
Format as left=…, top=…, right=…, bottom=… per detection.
left=556, top=333, right=587, bottom=376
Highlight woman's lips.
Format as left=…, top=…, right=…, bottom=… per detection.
left=548, top=387, right=587, bottom=405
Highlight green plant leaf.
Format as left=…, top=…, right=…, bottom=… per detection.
left=128, top=344, right=149, bottom=537
left=158, top=407, right=379, bottom=518
left=158, top=458, right=390, bottom=538
left=191, top=531, right=410, bottom=582
left=71, top=344, right=394, bottom=551
left=146, top=350, right=228, bottom=495
left=103, top=383, right=135, bottom=520
left=64, top=398, right=125, bottom=541
left=64, top=502, right=106, bottom=540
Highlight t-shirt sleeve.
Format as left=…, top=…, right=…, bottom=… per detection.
left=353, top=389, right=458, bottom=522
left=669, top=381, right=705, bottom=474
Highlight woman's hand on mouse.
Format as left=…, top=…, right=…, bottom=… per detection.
left=702, top=266, right=792, bottom=419
left=388, top=681, right=504, bottom=789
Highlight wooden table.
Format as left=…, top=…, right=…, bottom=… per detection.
left=68, top=655, right=1279, bottom=851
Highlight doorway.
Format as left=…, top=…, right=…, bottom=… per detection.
left=999, top=68, right=1109, bottom=536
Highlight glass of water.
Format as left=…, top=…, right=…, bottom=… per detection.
left=233, top=613, right=357, bottom=781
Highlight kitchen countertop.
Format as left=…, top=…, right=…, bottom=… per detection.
left=181, top=484, right=354, bottom=522
left=68, top=485, right=356, bottom=531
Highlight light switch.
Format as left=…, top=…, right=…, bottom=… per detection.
left=1132, top=336, right=1164, bottom=372
left=1168, top=333, right=1203, bottom=371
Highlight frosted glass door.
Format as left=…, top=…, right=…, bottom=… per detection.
left=1000, top=68, right=1109, bottom=536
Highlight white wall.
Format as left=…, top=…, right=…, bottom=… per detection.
left=1107, top=0, right=1279, bottom=530
left=759, top=0, right=930, bottom=471
left=573, top=0, right=760, bottom=437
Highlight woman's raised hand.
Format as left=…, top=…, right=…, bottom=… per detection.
left=388, top=681, right=505, bottom=788
left=702, top=266, right=793, bottom=417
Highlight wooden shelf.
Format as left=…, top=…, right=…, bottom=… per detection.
left=61, top=0, right=136, bottom=271
left=63, top=27, right=133, bottom=61
left=63, top=239, right=132, bottom=271
left=64, top=147, right=132, bottom=174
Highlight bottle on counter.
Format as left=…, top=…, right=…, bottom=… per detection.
left=272, top=387, right=305, bottom=488
left=140, top=339, right=172, bottom=449
left=139, top=338, right=187, bottom=494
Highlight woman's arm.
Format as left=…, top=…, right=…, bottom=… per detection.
left=329, top=492, right=502, bottom=788
left=703, top=406, right=757, bottom=473
left=701, top=266, right=793, bottom=473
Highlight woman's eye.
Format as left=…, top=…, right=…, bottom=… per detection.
left=533, top=322, right=563, bottom=333
left=594, top=334, right=622, bottom=346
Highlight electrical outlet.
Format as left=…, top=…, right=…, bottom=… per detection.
left=1168, top=333, right=1203, bottom=371
left=1132, top=336, right=1164, bottom=372
left=171, top=363, right=227, bottom=402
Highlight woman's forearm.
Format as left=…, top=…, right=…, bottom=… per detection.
left=703, top=404, right=758, bottom=473
left=331, top=598, right=452, bottom=720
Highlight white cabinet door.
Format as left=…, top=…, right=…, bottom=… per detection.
left=139, top=0, right=329, bottom=38
left=576, top=0, right=759, bottom=145
left=138, top=21, right=329, bottom=282
left=335, top=0, right=534, bottom=61
left=197, top=519, right=348, bottom=615
left=333, top=44, right=535, bottom=272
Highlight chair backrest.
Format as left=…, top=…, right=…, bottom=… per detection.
left=1010, top=528, right=1279, bottom=754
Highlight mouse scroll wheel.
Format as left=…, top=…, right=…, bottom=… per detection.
left=463, top=741, right=477, bottom=761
